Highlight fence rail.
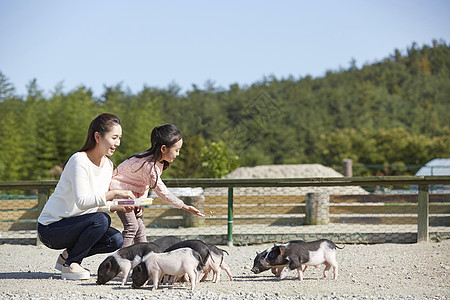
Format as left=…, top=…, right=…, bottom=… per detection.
left=1, top=176, right=449, bottom=246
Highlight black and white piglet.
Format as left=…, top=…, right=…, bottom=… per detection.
left=131, top=239, right=212, bottom=287
left=97, top=242, right=161, bottom=285
left=132, top=248, right=205, bottom=290
left=261, top=239, right=344, bottom=281
left=251, top=249, right=272, bottom=274
left=251, top=240, right=306, bottom=277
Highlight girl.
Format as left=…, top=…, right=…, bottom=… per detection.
left=37, top=113, right=135, bottom=280
left=110, top=124, right=204, bottom=247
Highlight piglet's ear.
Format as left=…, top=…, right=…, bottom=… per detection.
left=105, top=261, right=112, bottom=271
left=279, top=246, right=287, bottom=255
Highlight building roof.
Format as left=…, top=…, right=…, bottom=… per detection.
left=415, top=158, right=450, bottom=176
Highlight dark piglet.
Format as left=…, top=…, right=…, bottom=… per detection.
left=252, top=240, right=306, bottom=277
left=131, top=261, right=149, bottom=288
left=150, top=235, right=182, bottom=251
left=164, top=239, right=211, bottom=265
left=251, top=249, right=284, bottom=277
left=96, top=242, right=161, bottom=285
left=251, top=249, right=271, bottom=274
left=261, top=239, right=344, bottom=281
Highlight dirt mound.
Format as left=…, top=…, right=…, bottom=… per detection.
left=205, top=164, right=368, bottom=196
left=226, top=164, right=344, bottom=179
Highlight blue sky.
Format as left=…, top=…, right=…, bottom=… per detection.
left=1, top=0, right=449, bottom=98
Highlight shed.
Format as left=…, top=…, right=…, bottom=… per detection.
left=415, top=158, right=450, bottom=176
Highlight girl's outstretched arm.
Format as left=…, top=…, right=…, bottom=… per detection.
left=182, top=205, right=205, bottom=217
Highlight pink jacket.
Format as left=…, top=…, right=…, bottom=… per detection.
left=109, top=155, right=184, bottom=208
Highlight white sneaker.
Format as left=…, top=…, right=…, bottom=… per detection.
left=55, top=250, right=68, bottom=271
left=61, top=262, right=90, bottom=280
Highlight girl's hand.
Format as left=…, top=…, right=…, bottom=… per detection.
left=182, top=205, right=205, bottom=217
left=110, top=205, right=134, bottom=213
left=135, top=206, right=144, bottom=218
left=105, top=189, right=135, bottom=201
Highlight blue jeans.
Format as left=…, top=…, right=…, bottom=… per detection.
left=38, top=212, right=123, bottom=265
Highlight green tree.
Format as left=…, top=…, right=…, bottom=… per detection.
left=0, top=100, right=28, bottom=180
left=54, top=87, right=100, bottom=162
left=34, top=89, right=65, bottom=179
left=200, top=141, right=239, bottom=178
left=114, top=87, right=162, bottom=164
left=0, top=71, right=15, bottom=101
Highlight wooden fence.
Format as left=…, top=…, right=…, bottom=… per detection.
left=0, top=176, right=449, bottom=245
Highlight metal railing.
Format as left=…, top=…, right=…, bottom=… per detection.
left=0, top=176, right=449, bottom=245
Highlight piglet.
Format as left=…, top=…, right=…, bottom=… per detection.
left=164, top=239, right=212, bottom=283
left=150, top=235, right=182, bottom=251
left=251, top=249, right=271, bottom=274
left=251, top=240, right=306, bottom=277
left=132, top=248, right=204, bottom=291
left=200, top=244, right=233, bottom=283
left=251, top=249, right=285, bottom=277
left=261, top=239, right=344, bottom=281
left=164, top=239, right=211, bottom=265
left=96, top=242, right=161, bottom=286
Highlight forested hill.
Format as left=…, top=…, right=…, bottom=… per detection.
left=1, top=40, right=449, bottom=181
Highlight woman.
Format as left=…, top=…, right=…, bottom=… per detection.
left=37, top=113, right=135, bottom=280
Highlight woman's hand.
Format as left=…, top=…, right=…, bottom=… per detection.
left=107, top=189, right=135, bottom=213
left=182, top=205, right=205, bottom=217
left=110, top=205, right=134, bottom=213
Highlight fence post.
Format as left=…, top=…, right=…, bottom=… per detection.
left=36, top=188, right=49, bottom=246
left=417, top=184, right=429, bottom=242
left=343, top=159, right=353, bottom=177
left=227, top=187, right=234, bottom=247
left=181, top=193, right=205, bottom=227
left=305, top=193, right=330, bottom=225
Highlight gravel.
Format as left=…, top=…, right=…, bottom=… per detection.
left=0, top=239, right=449, bottom=300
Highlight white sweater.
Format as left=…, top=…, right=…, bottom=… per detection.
left=38, top=152, right=113, bottom=226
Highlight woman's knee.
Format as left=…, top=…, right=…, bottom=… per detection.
left=92, top=212, right=111, bottom=228
left=108, top=228, right=124, bottom=250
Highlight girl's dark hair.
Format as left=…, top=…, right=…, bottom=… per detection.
left=132, top=124, right=182, bottom=188
left=79, top=113, right=121, bottom=153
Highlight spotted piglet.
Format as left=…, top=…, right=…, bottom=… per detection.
left=96, top=242, right=161, bottom=286
left=133, top=248, right=204, bottom=291
left=200, top=244, right=233, bottom=283
left=261, top=239, right=344, bottom=281
left=251, top=240, right=306, bottom=277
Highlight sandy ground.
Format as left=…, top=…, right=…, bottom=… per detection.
left=0, top=239, right=449, bottom=300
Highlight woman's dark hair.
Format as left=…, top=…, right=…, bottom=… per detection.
left=63, top=113, right=121, bottom=169
left=132, top=124, right=182, bottom=188
left=79, top=113, right=121, bottom=153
